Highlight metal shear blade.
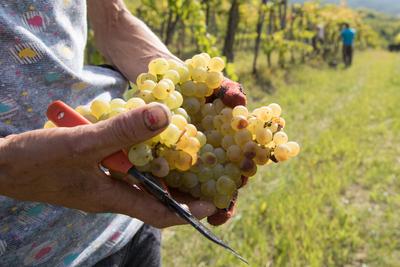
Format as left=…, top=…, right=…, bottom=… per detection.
left=127, top=168, right=248, bottom=264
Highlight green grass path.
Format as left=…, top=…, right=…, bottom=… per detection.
left=162, top=50, right=400, bottom=267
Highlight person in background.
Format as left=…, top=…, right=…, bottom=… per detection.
left=0, top=0, right=216, bottom=266
left=341, top=23, right=356, bottom=67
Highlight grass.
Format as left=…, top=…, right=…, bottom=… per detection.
left=161, top=50, right=400, bottom=267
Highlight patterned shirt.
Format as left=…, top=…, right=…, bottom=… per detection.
left=0, top=1, right=143, bottom=266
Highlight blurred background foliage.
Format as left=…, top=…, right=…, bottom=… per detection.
left=86, top=0, right=399, bottom=76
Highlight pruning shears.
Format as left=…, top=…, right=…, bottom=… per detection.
left=46, top=100, right=248, bottom=264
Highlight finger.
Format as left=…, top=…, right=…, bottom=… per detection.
left=100, top=179, right=215, bottom=228
left=70, top=103, right=171, bottom=159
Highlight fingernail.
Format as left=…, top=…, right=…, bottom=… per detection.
left=142, top=104, right=169, bottom=131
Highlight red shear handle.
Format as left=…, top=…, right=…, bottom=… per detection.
left=46, top=100, right=133, bottom=174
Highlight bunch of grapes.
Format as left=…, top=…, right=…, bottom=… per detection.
left=44, top=53, right=300, bottom=210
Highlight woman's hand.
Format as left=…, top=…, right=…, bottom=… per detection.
left=0, top=103, right=215, bottom=228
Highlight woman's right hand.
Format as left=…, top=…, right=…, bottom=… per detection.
left=0, top=103, right=215, bottom=228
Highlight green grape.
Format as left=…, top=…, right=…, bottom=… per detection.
left=191, top=67, right=207, bottom=82
left=220, top=122, right=235, bottom=135
left=201, top=180, right=217, bottom=197
left=247, top=116, right=262, bottom=134
left=162, top=79, right=175, bottom=93
left=110, top=98, right=126, bottom=109
left=148, top=58, right=169, bottom=75
left=273, top=131, right=288, bottom=145
left=125, top=97, right=146, bottom=110
left=128, top=143, right=153, bottom=166
left=227, top=145, right=242, bottom=162
left=194, top=82, right=208, bottom=98
left=201, top=103, right=216, bottom=116
left=198, top=167, right=213, bottom=182
left=213, top=164, right=225, bottom=180
left=182, top=137, right=201, bottom=155
left=175, top=151, right=193, bottom=171
left=201, top=115, right=214, bottom=131
left=160, top=123, right=182, bottom=146
left=201, top=152, right=218, bottom=167
left=195, top=131, right=207, bottom=147
left=167, top=59, right=180, bottom=70
left=163, top=69, right=180, bottom=84
left=182, top=97, right=200, bottom=114
left=201, top=144, right=214, bottom=153
left=206, top=130, right=222, bottom=147
left=164, top=93, right=178, bottom=109
left=192, top=54, right=208, bottom=68
left=213, top=99, right=225, bottom=114
left=231, top=115, right=249, bottom=131
left=75, top=105, right=91, bottom=116
left=268, top=103, right=282, bottom=117
left=220, top=107, right=233, bottom=120
left=171, top=114, right=187, bottom=130
left=221, top=135, right=235, bottom=150
left=200, top=52, right=211, bottom=61
left=208, top=57, right=225, bottom=72
left=214, top=148, right=227, bottom=164
left=182, top=172, right=199, bottom=188
left=176, top=65, right=190, bottom=83
left=274, top=144, right=291, bottom=162
left=152, top=80, right=170, bottom=100
left=234, top=129, right=253, bottom=146
left=181, top=80, right=196, bottom=96
left=185, top=124, right=198, bottom=136
left=123, top=87, right=137, bottom=101
left=212, top=115, right=224, bottom=130
left=255, top=127, right=273, bottom=145
left=254, top=146, right=270, bottom=165
left=232, top=105, right=248, bottom=117
left=225, top=163, right=241, bottom=180
left=205, top=85, right=214, bottom=97
left=151, top=157, right=170, bottom=177
left=216, top=176, right=236, bottom=195
left=90, top=99, right=110, bottom=118
left=276, top=117, right=286, bottom=128
left=137, top=90, right=155, bottom=103
left=242, top=141, right=258, bottom=159
left=239, top=158, right=257, bottom=177
left=185, top=58, right=194, bottom=67
left=268, top=122, right=279, bottom=133
left=213, top=194, right=231, bottom=209
left=173, top=107, right=190, bottom=122
left=253, top=106, right=273, bottom=122
left=165, top=171, right=182, bottom=188
left=139, top=79, right=156, bottom=91
left=172, top=91, right=183, bottom=108
left=136, top=73, right=157, bottom=87
left=205, top=71, right=223, bottom=89
left=286, top=141, right=300, bottom=157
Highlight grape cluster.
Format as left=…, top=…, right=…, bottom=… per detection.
left=44, top=52, right=300, bottom=210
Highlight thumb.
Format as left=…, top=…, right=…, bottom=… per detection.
left=82, top=102, right=171, bottom=158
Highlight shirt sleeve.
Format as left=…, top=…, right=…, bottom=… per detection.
left=0, top=123, right=17, bottom=137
